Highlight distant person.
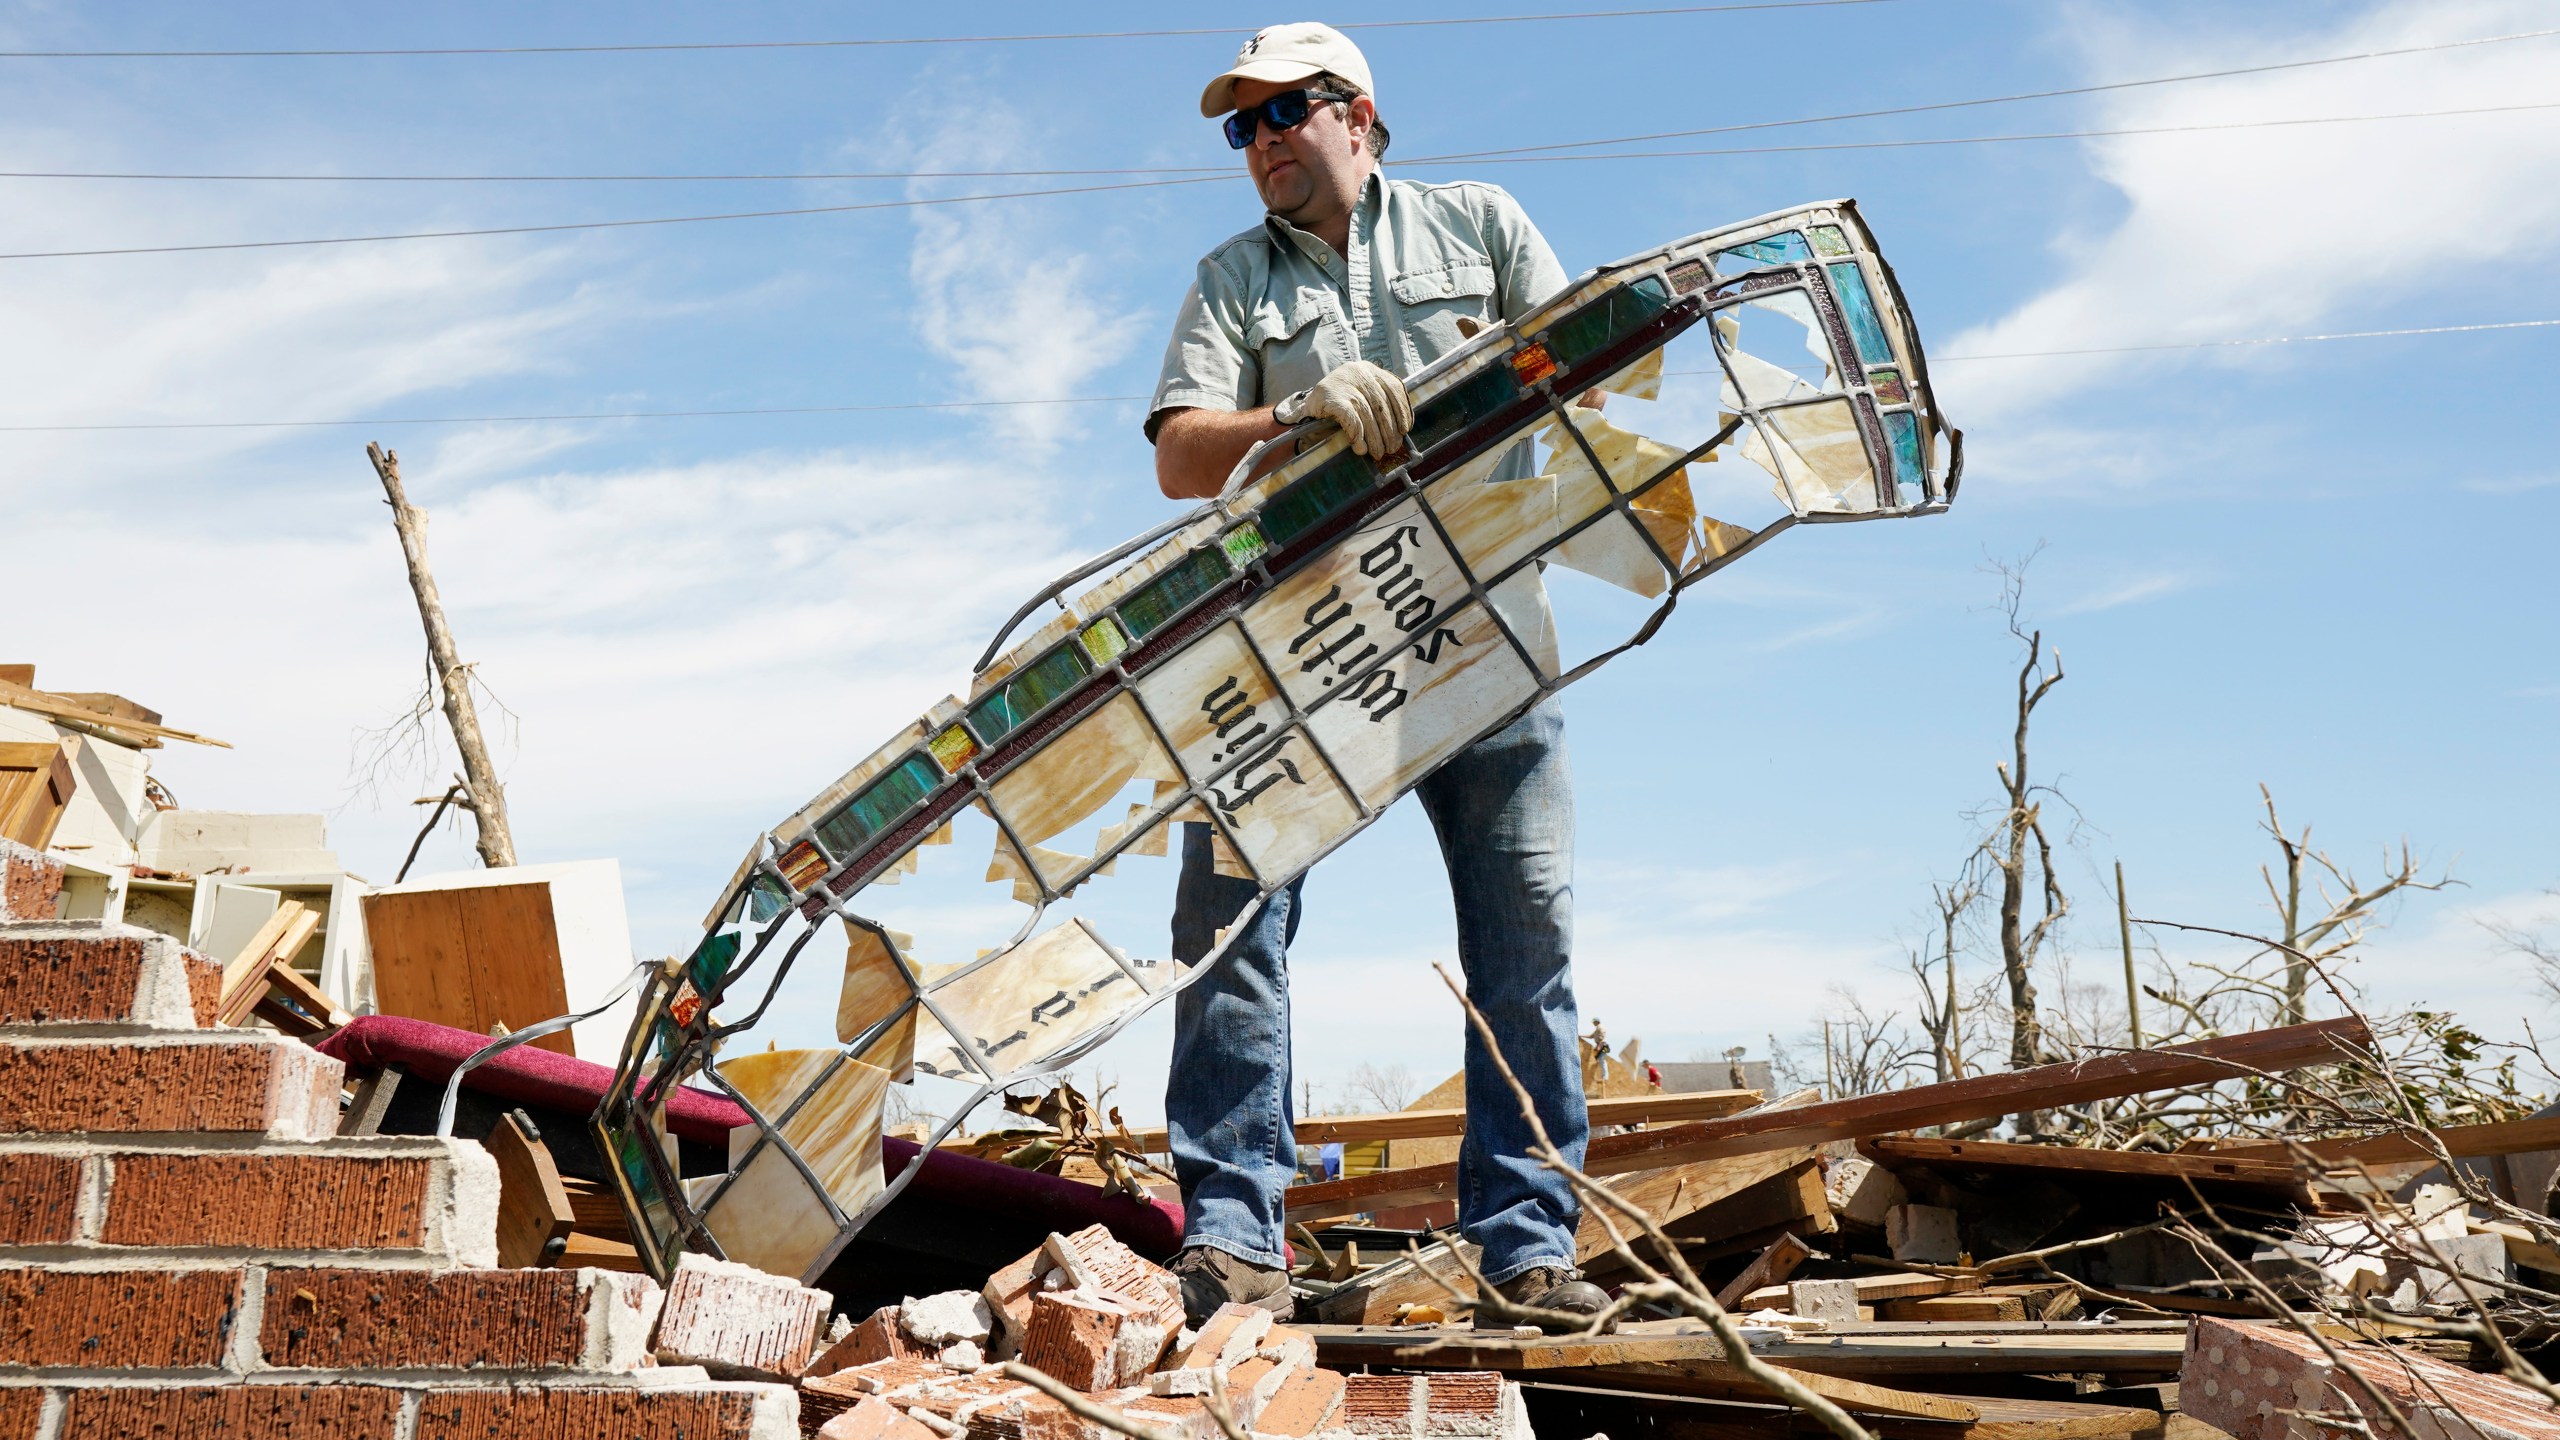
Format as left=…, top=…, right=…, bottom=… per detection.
left=1144, top=21, right=1605, bottom=1331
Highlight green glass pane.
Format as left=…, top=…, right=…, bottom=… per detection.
left=1117, top=544, right=1233, bottom=641
left=687, top=929, right=742, bottom=991
left=1258, top=450, right=1377, bottom=548
left=1543, top=276, right=1674, bottom=371
left=1220, top=523, right=1269, bottom=569
left=967, top=643, right=1093, bottom=742
left=743, top=874, right=789, bottom=924
left=1713, top=231, right=1811, bottom=272
left=1409, top=359, right=1521, bottom=453
left=1808, top=224, right=1852, bottom=257
left=1079, top=616, right=1128, bottom=666
left=1883, top=410, right=1925, bottom=502
left=814, top=753, right=942, bottom=857
left=1826, top=262, right=1894, bottom=366
left=613, top=1125, right=680, bottom=1255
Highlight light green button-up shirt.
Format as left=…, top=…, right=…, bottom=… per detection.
left=1146, top=168, right=1570, bottom=442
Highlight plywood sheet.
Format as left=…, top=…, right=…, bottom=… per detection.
left=361, top=881, right=575, bottom=1056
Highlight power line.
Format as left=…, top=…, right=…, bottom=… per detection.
left=1423, top=24, right=2560, bottom=159
left=13, top=98, right=2558, bottom=184
left=4, top=320, right=2548, bottom=433
left=0, top=2, right=1900, bottom=59
left=8, top=94, right=2557, bottom=260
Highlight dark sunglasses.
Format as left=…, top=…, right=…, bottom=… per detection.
left=1223, top=88, right=1355, bottom=149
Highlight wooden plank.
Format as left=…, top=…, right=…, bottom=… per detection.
left=1740, top=1272, right=1980, bottom=1310
left=1576, top=1146, right=1812, bottom=1264
left=260, top=956, right=349, bottom=1030
left=1310, top=1238, right=1481, bottom=1326
left=0, top=740, right=76, bottom=850
left=1862, top=1137, right=2303, bottom=1187
left=1753, top=1329, right=2189, bottom=1377
left=1714, top=1231, right=1817, bottom=1309
left=1572, top=1361, right=1983, bottom=1422
left=2212, top=1114, right=2560, bottom=1167
left=1119, top=1087, right=1762, bottom=1153
left=1517, top=1383, right=2157, bottom=1440
left=218, top=902, right=316, bottom=1026
left=1669, top=1159, right=1835, bottom=1243
left=1878, top=1294, right=2028, bottom=1322
left=487, top=1111, right=576, bottom=1268
left=0, top=679, right=228, bottom=748
left=1283, top=1019, right=2370, bottom=1220
left=364, top=882, right=575, bottom=1056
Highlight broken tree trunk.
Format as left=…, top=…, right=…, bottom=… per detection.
left=367, top=442, right=517, bottom=870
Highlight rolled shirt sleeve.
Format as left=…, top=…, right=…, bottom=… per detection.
left=1479, top=185, right=1571, bottom=323
left=1147, top=270, right=1254, bottom=443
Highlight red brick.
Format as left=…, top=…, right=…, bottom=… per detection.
left=0, top=1386, right=39, bottom=1440
left=410, top=1384, right=778, bottom=1439
left=54, top=1383, right=403, bottom=1439
left=654, top=1253, right=830, bottom=1380
left=260, top=1267, right=591, bottom=1369
left=0, top=930, right=220, bottom=1029
left=823, top=1395, right=944, bottom=1440
left=0, top=1038, right=339, bottom=1137
left=2184, top=1315, right=2560, bottom=1440
left=0, top=842, right=62, bottom=923
left=812, top=1305, right=920, bottom=1376
left=1255, top=1367, right=1347, bottom=1438
left=0, top=1152, right=83, bottom=1244
left=102, top=1153, right=430, bottom=1250
left=0, top=1268, right=242, bottom=1367
left=1020, top=1291, right=1127, bottom=1392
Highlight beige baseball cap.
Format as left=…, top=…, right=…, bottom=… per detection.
left=1198, top=22, right=1374, bottom=117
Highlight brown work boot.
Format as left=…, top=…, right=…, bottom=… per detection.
left=1168, top=1245, right=1293, bottom=1327
left=1477, top=1266, right=1614, bottom=1333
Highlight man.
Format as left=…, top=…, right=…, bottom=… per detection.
left=1146, top=21, right=1608, bottom=1330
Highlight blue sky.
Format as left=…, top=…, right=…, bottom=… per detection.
left=4, top=0, right=2554, bottom=1124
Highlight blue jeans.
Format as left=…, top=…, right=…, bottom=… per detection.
left=1164, top=697, right=1586, bottom=1283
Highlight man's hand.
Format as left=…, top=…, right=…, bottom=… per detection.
left=1281, top=359, right=1411, bottom=458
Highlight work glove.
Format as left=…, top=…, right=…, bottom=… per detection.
left=1275, top=359, right=1411, bottom=458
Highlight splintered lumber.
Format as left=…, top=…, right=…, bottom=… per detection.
left=1283, top=1018, right=2369, bottom=1220
left=217, top=901, right=320, bottom=1026
left=1305, top=1322, right=1980, bottom=1421
left=0, top=677, right=230, bottom=749
left=488, top=1110, right=576, bottom=1268
left=1714, top=1231, right=1818, bottom=1309
left=1670, top=1159, right=1834, bottom=1243
left=1739, top=1271, right=1980, bottom=1310
left=1878, top=1293, right=2027, bottom=1322
left=1753, top=1322, right=2190, bottom=1377
left=1311, top=1237, right=1481, bottom=1325
left=1120, top=1087, right=1760, bottom=1152
left=1518, top=1383, right=2160, bottom=1440
left=1574, top=1145, right=1814, bottom=1264
left=1861, top=1137, right=2304, bottom=1188
left=2210, top=1113, right=2560, bottom=1167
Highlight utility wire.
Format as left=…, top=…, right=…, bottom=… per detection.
left=4, top=320, right=2549, bottom=433
left=0, top=2, right=1900, bottom=59
left=13, top=99, right=2559, bottom=184
left=7, top=94, right=2557, bottom=260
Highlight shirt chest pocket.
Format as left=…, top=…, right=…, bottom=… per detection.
left=1243, top=293, right=1334, bottom=403
left=1389, top=263, right=1498, bottom=368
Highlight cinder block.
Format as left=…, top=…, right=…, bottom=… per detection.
left=259, top=1266, right=660, bottom=1371
left=1823, top=1154, right=1907, bottom=1228
left=409, top=1381, right=800, bottom=1440
left=654, top=1252, right=832, bottom=1381
left=53, top=1382, right=407, bottom=1439
left=0, top=1267, right=244, bottom=1367
left=0, top=1035, right=340, bottom=1138
left=96, top=1139, right=497, bottom=1265
left=1787, top=1278, right=1862, bottom=1324
left=1886, top=1203, right=1962, bottom=1264
left=0, top=840, right=63, bottom=922
left=0, top=924, right=221, bottom=1030
left=0, top=1152, right=84, bottom=1244
left=904, top=1288, right=994, bottom=1346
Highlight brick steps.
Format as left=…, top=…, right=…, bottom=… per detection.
left=0, top=915, right=806, bottom=1438
left=0, top=1136, right=496, bottom=1265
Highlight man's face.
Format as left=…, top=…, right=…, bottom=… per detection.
left=1232, top=75, right=1373, bottom=226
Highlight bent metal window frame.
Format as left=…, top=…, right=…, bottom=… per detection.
left=593, top=197, right=1962, bottom=1283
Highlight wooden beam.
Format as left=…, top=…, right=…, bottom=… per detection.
left=1713, top=1231, right=1817, bottom=1309
left=1282, top=1019, right=2367, bottom=1220
left=1860, top=1137, right=2304, bottom=1187
left=487, top=1110, right=575, bottom=1268
left=217, top=902, right=318, bottom=1027
left=1576, top=1146, right=1811, bottom=1264
left=1739, top=1271, right=1980, bottom=1310
left=1122, top=1087, right=1761, bottom=1153
left=2210, top=1114, right=2560, bottom=1167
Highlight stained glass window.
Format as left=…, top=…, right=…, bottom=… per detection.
left=1410, top=358, right=1522, bottom=454
left=1220, top=523, right=1269, bottom=568
left=1883, top=410, right=1926, bottom=502
left=813, top=753, right=943, bottom=859
left=1714, top=231, right=1812, bottom=271
left=1257, top=450, right=1378, bottom=547
left=1542, top=276, right=1674, bottom=372
left=1117, top=544, right=1233, bottom=639
left=1080, top=616, right=1129, bottom=667
left=1826, top=261, right=1895, bottom=366
left=1808, top=224, right=1852, bottom=257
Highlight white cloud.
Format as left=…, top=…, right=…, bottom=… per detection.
left=2347, top=885, right=2560, bottom=1030
left=1948, top=2, right=2560, bottom=423
left=2059, top=569, right=2201, bottom=614
left=2459, top=475, right=2560, bottom=494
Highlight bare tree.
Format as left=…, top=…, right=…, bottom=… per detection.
left=1984, top=556, right=2069, bottom=1076
left=2485, top=886, right=2560, bottom=1003
left=1342, top=1060, right=1418, bottom=1113
left=366, top=443, right=517, bottom=870
left=2248, top=786, right=2452, bottom=1027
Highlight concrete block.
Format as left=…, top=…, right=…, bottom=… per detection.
left=1824, top=1154, right=1907, bottom=1229
left=654, top=1251, right=832, bottom=1381
left=0, top=1035, right=340, bottom=1138
left=1787, top=1278, right=1862, bottom=1324
left=902, top=1288, right=993, bottom=1346
left=1886, top=1203, right=1962, bottom=1264
left=0, top=923, right=220, bottom=1030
